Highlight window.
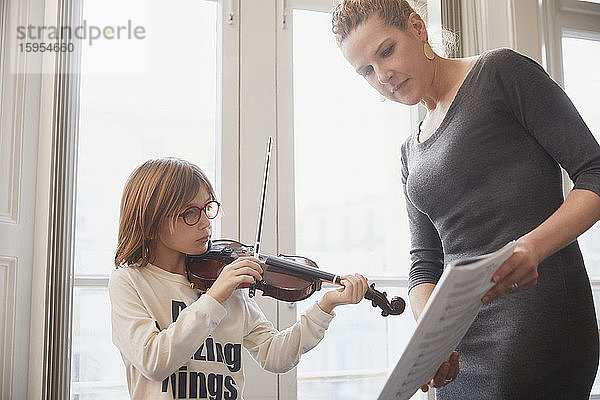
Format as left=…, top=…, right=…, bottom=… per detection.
left=542, top=0, right=600, bottom=397
left=277, top=3, right=431, bottom=399
left=65, top=0, right=438, bottom=400
left=45, top=0, right=598, bottom=398
left=561, top=33, right=600, bottom=396
left=71, top=0, right=222, bottom=397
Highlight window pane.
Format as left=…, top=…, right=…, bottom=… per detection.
left=74, top=0, right=219, bottom=277
left=562, top=36, right=600, bottom=278
left=72, top=0, right=219, bottom=397
left=561, top=34, right=600, bottom=396
left=292, top=9, right=419, bottom=399
left=71, top=287, right=129, bottom=399
left=296, top=288, right=418, bottom=400
left=293, top=9, right=412, bottom=279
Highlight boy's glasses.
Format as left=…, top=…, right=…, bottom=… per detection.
left=179, top=200, right=220, bottom=226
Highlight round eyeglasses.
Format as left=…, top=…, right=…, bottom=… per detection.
left=179, top=200, right=220, bottom=226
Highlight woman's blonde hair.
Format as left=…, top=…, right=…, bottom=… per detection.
left=332, top=0, right=416, bottom=46
left=115, top=158, right=216, bottom=268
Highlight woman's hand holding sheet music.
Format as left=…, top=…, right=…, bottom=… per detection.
left=481, top=238, right=539, bottom=304
left=420, top=351, right=460, bottom=391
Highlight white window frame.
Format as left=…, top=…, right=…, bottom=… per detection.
left=540, top=0, right=600, bottom=87
left=236, top=1, right=281, bottom=399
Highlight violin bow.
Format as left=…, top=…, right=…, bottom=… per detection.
left=250, top=136, right=273, bottom=297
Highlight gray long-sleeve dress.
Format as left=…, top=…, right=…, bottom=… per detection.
left=401, top=48, right=600, bottom=399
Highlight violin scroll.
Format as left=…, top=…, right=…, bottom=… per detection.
left=365, top=283, right=406, bottom=317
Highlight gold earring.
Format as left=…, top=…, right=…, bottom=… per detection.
left=424, top=42, right=435, bottom=60
left=379, top=94, right=387, bottom=102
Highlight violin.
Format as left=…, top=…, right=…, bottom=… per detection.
left=186, top=239, right=406, bottom=317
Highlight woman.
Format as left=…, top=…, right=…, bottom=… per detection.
left=332, top=0, right=600, bottom=398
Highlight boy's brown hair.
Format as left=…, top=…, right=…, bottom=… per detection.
left=115, top=158, right=216, bottom=268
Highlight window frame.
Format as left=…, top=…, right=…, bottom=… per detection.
left=540, top=0, right=600, bottom=397
left=540, top=0, right=600, bottom=87
left=68, top=0, right=241, bottom=397
left=539, top=0, right=600, bottom=255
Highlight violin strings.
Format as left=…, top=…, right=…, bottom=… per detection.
left=264, top=256, right=339, bottom=283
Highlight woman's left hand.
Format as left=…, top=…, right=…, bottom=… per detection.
left=482, top=238, right=540, bottom=304
left=420, top=351, right=460, bottom=391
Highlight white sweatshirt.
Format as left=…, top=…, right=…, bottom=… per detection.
left=108, top=263, right=334, bottom=399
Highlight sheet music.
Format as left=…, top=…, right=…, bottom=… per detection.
left=378, top=241, right=517, bottom=400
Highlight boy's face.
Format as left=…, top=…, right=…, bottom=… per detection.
left=157, top=188, right=213, bottom=256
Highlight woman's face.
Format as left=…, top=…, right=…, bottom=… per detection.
left=340, top=13, right=433, bottom=105
left=157, top=188, right=213, bottom=257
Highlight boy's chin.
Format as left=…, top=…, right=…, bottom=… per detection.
left=185, top=242, right=209, bottom=256
left=194, top=241, right=208, bottom=254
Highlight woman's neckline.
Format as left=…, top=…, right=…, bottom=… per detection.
left=416, top=53, right=485, bottom=147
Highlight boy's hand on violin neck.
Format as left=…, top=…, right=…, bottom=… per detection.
left=318, top=274, right=368, bottom=315
left=206, top=257, right=263, bottom=304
